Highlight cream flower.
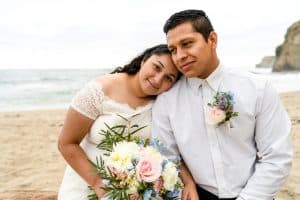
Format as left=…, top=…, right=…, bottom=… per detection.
left=140, top=146, right=164, bottom=163
left=162, top=162, right=178, bottom=191
left=207, top=106, right=226, bottom=125
left=106, top=141, right=139, bottom=172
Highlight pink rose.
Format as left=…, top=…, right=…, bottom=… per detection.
left=129, top=193, right=140, bottom=200
left=154, top=177, right=163, bottom=193
left=207, top=106, right=226, bottom=125
left=136, top=156, right=162, bottom=182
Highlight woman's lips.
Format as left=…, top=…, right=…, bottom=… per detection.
left=147, top=79, right=159, bottom=90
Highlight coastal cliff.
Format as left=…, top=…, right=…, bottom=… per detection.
left=273, top=20, right=300, bottom=71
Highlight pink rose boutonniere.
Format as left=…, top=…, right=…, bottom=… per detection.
left=207, top=91, right=238, bottom=126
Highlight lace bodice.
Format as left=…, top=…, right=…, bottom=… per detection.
left=58, top=80, right=154, bottom=200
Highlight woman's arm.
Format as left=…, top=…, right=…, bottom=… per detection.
left=180, top=162, right=199, bottom=200
left=58, top=107, right=105, bottom=197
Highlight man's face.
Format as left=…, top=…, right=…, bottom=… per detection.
left=166, top=22, right=217, bottom=79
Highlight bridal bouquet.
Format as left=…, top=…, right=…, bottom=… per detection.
left=88, top=118, right=183, bottom=200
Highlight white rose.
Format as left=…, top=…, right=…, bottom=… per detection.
left=162, top=162, right=178, bottom=191
left=140, top=146, right=163, bottom=163
left=207, top=106, right=226, bottom=125
left=106, top=141, right=139, bottom=171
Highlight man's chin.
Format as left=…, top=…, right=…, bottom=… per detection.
left=182, top=71, right=197, bottom=78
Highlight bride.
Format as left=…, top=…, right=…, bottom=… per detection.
left=57, top=44, right=185, bottom=199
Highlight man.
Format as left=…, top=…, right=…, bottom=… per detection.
left=152, top=9, right=292, bottom=200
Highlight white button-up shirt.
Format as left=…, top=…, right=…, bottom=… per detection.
left=151, top=64, right=292, bottom=200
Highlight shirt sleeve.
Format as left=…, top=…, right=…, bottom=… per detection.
left=70, top=80, right=104, bottom=120
left=238, top=81, right=293, bottom=199
left=151, top=94, right=181, bottom=160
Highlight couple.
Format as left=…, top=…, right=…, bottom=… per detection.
left=58, top=10, right=292, bottom=200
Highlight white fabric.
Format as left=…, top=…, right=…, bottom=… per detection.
left=151, top=64, right=293, bottom=200
left=58, top=80, right=153, bottom=200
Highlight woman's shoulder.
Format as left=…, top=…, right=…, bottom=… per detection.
left=93, top=73, right=123, bottom=95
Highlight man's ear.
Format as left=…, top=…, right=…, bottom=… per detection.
left=208, top=31, right=218, bottom=49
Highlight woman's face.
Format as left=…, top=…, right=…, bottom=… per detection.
left=138, top=54, right=179, bottom=96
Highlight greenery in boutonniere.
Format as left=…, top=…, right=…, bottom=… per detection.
left=207, top=91, right=238, bottom=126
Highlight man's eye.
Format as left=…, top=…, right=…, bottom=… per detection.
left=183, top=41, right=191, bottom=47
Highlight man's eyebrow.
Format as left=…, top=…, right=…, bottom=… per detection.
left=180, top=38, right=193, bottom=43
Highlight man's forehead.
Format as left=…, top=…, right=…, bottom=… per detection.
left=166, top=23, right=197, bottom=41
left=167, top=32, right=197, bottom=46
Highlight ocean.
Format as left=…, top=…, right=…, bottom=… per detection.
left=0, top=69, right=111, bottom=111
left=0, top=68, right=299, bottom=112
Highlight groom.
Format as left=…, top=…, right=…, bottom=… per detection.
left=152, top=9, right=292, bottom=200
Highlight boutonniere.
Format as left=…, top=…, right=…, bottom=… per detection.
left=207, top=91, right=238, bottom=126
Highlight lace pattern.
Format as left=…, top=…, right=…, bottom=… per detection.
left=71, top=80, right=104, bottom=120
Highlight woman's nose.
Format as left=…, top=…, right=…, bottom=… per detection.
left=152, top=74, right=164, bottom=88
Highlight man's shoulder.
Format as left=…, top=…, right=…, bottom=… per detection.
left=156, top=76, right=186, bottom=103
left=161, top=76, right=186, bottom=95
left=223, top=68, right=268, bottom=91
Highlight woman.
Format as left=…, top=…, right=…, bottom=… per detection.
left=57, top=44, right=183, bottom=199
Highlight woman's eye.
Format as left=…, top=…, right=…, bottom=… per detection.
left=165, top=76, right=174, bottom=82
left=169, top=48, right=176, bottom=55
left=153, top=64, right=160, bottom=71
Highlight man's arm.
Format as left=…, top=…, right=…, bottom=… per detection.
left=151, top=94, right=180, bottom=159
left=237, top=82, right=293, bottom=200
left=151, top=94, right=199, bottom=200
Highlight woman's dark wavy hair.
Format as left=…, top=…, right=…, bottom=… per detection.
left=163, top=9, right=214, bottom=42
left=111, top=44, right=172, bottom=75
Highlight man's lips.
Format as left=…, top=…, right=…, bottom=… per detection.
left=179, top=61, right=195, bottom=71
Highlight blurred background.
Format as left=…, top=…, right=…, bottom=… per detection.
left=0, top=0, right=299, bottom=111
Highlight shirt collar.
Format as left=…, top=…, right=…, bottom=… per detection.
left=187, top=77, right=205, bottom=94
left=187, top=63, right=225, bottom=93
left=206, top=63, right=224, bottom=92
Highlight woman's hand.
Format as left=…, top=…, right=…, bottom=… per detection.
left=93, top=179, right=106, bottom=198
left=182, top=181, right=199, bottom=200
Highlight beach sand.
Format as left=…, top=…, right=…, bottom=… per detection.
left=0, top=92, right=299, bottom=199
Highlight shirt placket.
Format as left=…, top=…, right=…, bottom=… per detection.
left=201, top=81, right=227, bottom=197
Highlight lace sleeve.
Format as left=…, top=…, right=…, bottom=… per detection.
left=70, top=80, right=104, bottom=120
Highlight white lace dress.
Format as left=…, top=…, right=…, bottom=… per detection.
left=58, top=80, right=153, bottom=200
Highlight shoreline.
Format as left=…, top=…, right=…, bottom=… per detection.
left=0, top=90, right=299, bottom=113
left=0, top=92, right=299, bottom=199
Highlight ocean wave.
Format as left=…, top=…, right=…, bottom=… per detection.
left=0, top=69, right=299, bottom=112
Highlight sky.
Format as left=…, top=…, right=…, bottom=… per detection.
left=0, top=0, right=299, bottom=70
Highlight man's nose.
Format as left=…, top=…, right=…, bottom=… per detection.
left=176, top=48, right=188, bottom=61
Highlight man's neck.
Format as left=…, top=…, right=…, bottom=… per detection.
left=198, top=58, right=220, bottom=79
